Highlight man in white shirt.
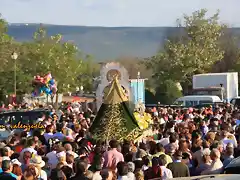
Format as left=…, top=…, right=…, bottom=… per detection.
left=159, top=154, right=173, bottom=180
left=46, top=144, right=61, bottom=169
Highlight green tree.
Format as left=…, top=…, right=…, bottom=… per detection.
left=0, top=15, right=22, bottom=97
left=0, top=16, right=99, bottom=101
left=0, top=15, right=14, bottom=68
left=20, top=27, right=90, bottom=93
left=77, top=55, right=100, bottom=92
left=155, top=80, right=183, bottom=104
left=212, top=28, right=240, bottom=72
left=146, top=9, right=225, bottom=85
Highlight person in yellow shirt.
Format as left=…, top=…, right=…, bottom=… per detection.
left=151, top=143, right=173, bottom=166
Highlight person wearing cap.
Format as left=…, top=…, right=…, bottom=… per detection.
left=11, top=159, right=22, bottom=180
left=0, top=160, right=17, bottom=180
left=29, top=155, right=47, bottom=180
left=11, top=159, right=21, bottom=167
left=167, top=150, right=190, bottom=178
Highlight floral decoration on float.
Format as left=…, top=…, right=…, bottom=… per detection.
left=133, top=100, right=152, bottom=130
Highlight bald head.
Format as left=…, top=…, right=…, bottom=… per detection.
left=64, top=143, right=72, bottom=151
left=210, top=148, right=221, bottom=161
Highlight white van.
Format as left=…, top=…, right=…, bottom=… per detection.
left=174, top=95, right=222, bottom=107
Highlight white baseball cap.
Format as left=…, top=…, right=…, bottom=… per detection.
left=11, top=159, right=21, bottom=166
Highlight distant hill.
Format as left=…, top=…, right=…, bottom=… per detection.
left=6, top=24, right=240, bottom=61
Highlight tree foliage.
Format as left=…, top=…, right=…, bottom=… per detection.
left=155, top=80, right=183, bottom=104
left=212, top=28, right=240, bottom=73
left=0, top=16, right=98, bottom=98
left=146, top=9, right=225, bottom=84
left=0, top=15, right=17, bottom=96
left=20, top=27, right=83, bottom=93
left=143, top=9, right=240, bottom=103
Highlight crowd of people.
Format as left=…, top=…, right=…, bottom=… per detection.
left=0, top=102, right=239, bottom=180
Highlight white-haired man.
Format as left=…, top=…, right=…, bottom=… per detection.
left=201, top=148, right=223, bottom=175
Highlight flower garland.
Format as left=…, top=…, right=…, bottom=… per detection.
left=133, top=112, right=152, bottom=130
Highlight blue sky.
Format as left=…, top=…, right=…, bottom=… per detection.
left=0, top=0, right=239, bottom=27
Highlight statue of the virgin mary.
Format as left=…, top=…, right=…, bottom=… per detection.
left=103, top=73, right=129, bottom=101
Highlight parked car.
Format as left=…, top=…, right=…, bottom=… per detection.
left=230, top=97, right=240, bottom=107
left=224, top=156, right=240, bottom=174
left=174, top=95, right=222, bottom=107
left=0, top=109, right=50, bottom=125
left=0, top=109, right=50, bottom=140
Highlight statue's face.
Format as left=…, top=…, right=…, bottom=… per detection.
left=106, top=69, right=121, bottom=82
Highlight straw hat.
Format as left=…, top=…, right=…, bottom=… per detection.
left=30, top=155, right=45, bottom=168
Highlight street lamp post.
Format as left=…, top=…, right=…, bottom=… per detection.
left=11, top=52, right=18, bottom=96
